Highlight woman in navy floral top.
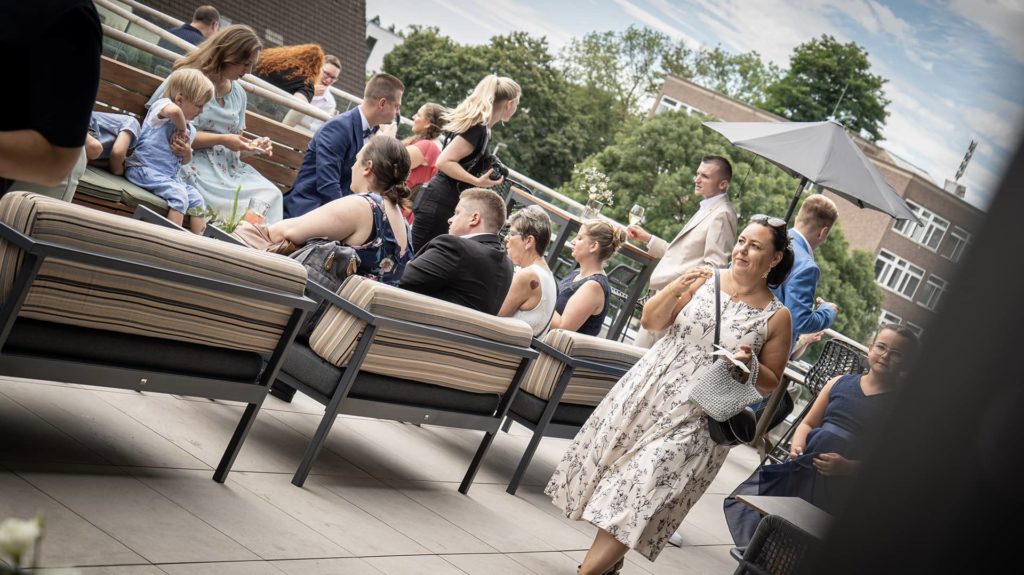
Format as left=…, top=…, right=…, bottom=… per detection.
left=233, top=136, right=412, bottom=285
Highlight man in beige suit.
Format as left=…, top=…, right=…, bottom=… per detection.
left=627, top=155, right=738, bottom=348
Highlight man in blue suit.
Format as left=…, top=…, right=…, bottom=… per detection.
left=772, top=194, right=841, bottom=351
left=283, top=73, right=404, bottom=218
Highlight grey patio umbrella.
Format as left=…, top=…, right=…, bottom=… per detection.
left=703, top=120, right=920, bottom=223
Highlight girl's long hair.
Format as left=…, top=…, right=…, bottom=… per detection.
left=174, top=24, right=262, bottom=80
left=442, top=75, right=520, bottom=134
left=254, top=44, right=324, bottom=86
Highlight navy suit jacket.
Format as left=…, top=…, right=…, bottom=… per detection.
left=399, top=233, right=513, bottom=315
left=283, top=107, right=364, bottom=218
left=771, top=230, right=837, bottom=348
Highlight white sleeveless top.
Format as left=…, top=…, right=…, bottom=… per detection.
left=513, top=263, right=558, bottom=336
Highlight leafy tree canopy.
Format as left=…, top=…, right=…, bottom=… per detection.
left=383, top=27, right=626, bottom=186
left=557, top=110, right=881, bottom=342
left=765, top=35, right=890, bottom=142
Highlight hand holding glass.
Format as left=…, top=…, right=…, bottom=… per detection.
left=628, top=204, right=645, bottom=226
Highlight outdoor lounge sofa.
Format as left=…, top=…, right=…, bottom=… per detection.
left=0, top=192, right=315, bottom=481
left=273, top=275, right=539, bottom=494
left=502, top=329, right=645, bottom=494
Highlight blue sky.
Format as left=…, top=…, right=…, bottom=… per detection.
left=366, top=0, right=1024, bottom=209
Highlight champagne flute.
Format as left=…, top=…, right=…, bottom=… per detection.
left=628, top=203, right=645, bottom=226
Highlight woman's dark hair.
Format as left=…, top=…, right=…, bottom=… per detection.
left=748, top=217, right=795, bottom=288
left=404, top=103, right=446, bottom=144
left=362, top=136, right=411, bottom=204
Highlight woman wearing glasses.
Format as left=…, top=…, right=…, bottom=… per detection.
left=723, top=323, right=919, bottom=546
left=498, top=206, right=557, bottom=336
left=547, top=215, right=794, bottom=574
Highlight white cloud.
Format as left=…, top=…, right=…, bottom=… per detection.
left=949, top=0, right=1024, bottom=64
left=610, top=0, right=701, bottom=47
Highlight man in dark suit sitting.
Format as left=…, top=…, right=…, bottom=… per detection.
left=283, top=73, right=404, bottom=218
left=400, top=188, right=513, bottom=314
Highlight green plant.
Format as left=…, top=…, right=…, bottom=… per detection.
left=197, top=184, right=245, bottom=232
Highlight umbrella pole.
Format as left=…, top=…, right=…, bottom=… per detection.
left=784, top=177, right=809, bottom=224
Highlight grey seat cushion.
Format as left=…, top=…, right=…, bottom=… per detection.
left=281, top=343, right=501, bottom=415
left=4, top=318, right=263, bottom=382
left=510, top=390, right=595, bottom=428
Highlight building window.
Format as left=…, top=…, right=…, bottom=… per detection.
left=655, top=96, right=682, bottom=115
left=879, top=310, right=903, bottom=326
left=918, top=274, right=948, bottom=311
left=905, top=322, right=924, bottom=337
left=942, top=226, right=972, bottom=263
left=874, top=250, right=924, bottom=300
left=892, top=200, right=950, bottom=251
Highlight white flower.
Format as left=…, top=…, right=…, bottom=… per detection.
left=0, top=517, right=41, bottom=563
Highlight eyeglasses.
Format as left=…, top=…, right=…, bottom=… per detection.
left=503, top=229, right=523, bottom=239
left=750, top=214, right=787, bottom=229
left=871, top=342, right=906, bottom=361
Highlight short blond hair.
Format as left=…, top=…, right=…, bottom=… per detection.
left=459, top=188, right=507, bottom=232
left=164, top=67, right=215, bottom=106
left=796, top=194, right=838, bottom=230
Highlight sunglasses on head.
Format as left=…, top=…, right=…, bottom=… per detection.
left=750, top=214, right=787, bottom=229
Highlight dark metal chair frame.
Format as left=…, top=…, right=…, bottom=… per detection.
left=731, top=514, right=819, bottom=575
left=501, top=337, right=630, bottom=495
left=277, top=281, right=539, bottom=494
left=0, top=219, right=315, bottom=482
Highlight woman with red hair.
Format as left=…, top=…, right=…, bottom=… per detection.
left=254, top=44, right=324, bottom=103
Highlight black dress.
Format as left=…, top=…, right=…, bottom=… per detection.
left=554, top=272, right=611, bottom=337
left=410, top=124, right=490, bottom=251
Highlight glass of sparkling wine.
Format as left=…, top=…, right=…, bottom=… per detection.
left=628, top=203, right=645, bottom=226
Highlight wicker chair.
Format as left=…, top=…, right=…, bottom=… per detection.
left=763, top=338, right=867, bottom=465
left=731, top=515, right=819, bottom=575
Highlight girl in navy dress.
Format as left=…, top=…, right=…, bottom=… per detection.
left=723, top=323, right=920, bottom=545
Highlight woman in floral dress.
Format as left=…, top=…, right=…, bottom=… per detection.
left=232, top=135, right=412, bottom=285
left=547, top=216, right=795, bottom=574
left=148, top=25, right=284, bottom=223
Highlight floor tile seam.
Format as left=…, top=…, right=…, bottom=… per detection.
left=5, top=466, right=157, bottom=566
left=86, top=388, right=217, bottom=470
left=321, top=479, right=500, bottom=555
left=375, top=478, right=573, bottom=553
left=224, top=471, right=365, bottom=559
left=1, top=387, right=118, bottom=467
left=260, top=408, right=384, bottom=481
left=111, top=464, right=267, bottom=562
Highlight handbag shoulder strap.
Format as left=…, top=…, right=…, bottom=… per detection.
left=713, top=267, right=721, bottom=347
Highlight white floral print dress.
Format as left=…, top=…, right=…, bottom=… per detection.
left=546, top=276, right=783, bottom=561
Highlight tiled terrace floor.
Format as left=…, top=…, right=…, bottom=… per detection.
left=0, top=376, right=760, bottom=574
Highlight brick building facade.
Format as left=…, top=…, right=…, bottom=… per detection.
left=142, top=0, right=368, bottom=95
left=651, top=74, right=985, bottom=335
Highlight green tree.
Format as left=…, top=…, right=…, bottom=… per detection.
left=383, top=27, right=625, bottom=187
left=664, top=44, right=782, bottom=107
left=560, top=25, right=672, bottom=116
left=558, top=110, right=882, bottom=341
left=765, top=35, right=890, bottom=142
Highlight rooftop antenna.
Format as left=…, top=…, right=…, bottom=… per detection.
left=955, top=139, right=978, bottom=182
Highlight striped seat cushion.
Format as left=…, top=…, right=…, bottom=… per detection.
left=0, top=192, right=307, bottom=354
left=309, top=275, right=534, bottom=395
left=520, top=329, right=646, bottom=405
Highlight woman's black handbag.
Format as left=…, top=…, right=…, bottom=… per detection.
left=289, top=238, right=360, bottom=337
left=698, top=268, right=762, bottom=447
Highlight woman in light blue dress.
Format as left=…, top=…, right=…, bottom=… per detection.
left=147, top=25, right=284, bottom=223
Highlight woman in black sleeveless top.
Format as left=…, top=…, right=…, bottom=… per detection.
left=551, top=220, right=627, bottom=337
left=411, top=74, right=520, bottom=251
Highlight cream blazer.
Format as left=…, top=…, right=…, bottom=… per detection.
left=646, top=196, right=738, bottom=292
